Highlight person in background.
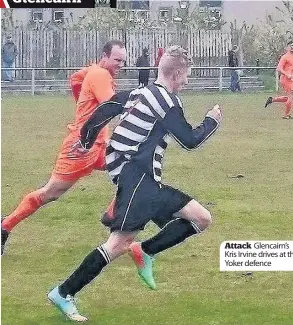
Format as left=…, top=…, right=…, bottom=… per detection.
left=228, top=45, right=241, bottom=92
left=2, top=35, right=18, bottom=82
left=154, top=47, right=164, bottom=79
left=136, top=47, right=150, bottom=87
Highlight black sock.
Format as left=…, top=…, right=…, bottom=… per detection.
left=141, top=218, right=201, bottom=256
left=59, top=245, right=110, bottom=297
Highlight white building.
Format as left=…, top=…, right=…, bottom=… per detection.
left=8, top=1, right=285, bottom=29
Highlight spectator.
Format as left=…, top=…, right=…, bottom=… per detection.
left=2, top=35, right=18, bottom=82
left=228, top=45, right=241, bottom=92
left=136, top=47, right=150, bottom=87
left=154, top=47, right=164, bottom=79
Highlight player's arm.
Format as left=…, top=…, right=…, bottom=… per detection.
left=69, top=67, right=87, bottom=102
left=79, top=91, right=132, bottom=150
left=277, top=56, right=289, bottom=78
left=70, top=66, right=89, bottom=82
left=160, top=105, right=222, bottom=150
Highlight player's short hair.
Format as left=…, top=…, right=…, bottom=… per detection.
left=102, top=40, right=125, bottom=57
left=159, top=45, right=192, bottom=77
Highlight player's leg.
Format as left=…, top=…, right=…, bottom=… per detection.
left=142, top=185, right=210, bottom=252
left=283, top=90, right=293, bottom=119
left=48, top=230, right=137, bottom=322
left=48, top=162, right=145, bottom=321
left=104, top=165, right=162, bottom=290
left=265, top=96, right=288, bottom=108
left=1, top=175, right=76, bottom=254
left=1, top=131, right=98, bottom=254
left=3, top=61, right=13, bottom=81
left=2, top=175, right=76, bottom=232
left=273, top=96, right=288, bottom=103
left=145, top=72, right=150, bottom=87
left=102, top=197, right=173, bottom=290
left=129, top=186, right=212, bottom=288
left=265, top=80, right=292, bottom=110
left=136, top=201, right=210, bottom=257
left=2, top=134, right=103, bottom=236
left=138, top=72, right=142, bottom=87
left=230, top=70, right=237, bottom=92
left=235, top=70, right=241, bottom=92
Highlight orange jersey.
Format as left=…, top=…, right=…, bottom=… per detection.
left=278, top=52, right=293, bottom=88
left=69, top=66, right=92, bottom=102
left=70, top=66, right=91, bottom=86
left=52, top=65, right=115, bottom=181
left=68, top=65, right=115, bottom=137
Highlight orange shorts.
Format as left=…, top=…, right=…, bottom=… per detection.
left=281, top=80, right=293, bottom=93
left=52, top=133, right=107, bottom=182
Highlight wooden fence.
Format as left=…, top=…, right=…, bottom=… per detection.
left=3, top=28, right=232, bottom=79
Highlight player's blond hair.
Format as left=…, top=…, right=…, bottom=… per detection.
left=158, top=46, right=192, bottom=77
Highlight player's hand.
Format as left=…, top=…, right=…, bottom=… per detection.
left=206, top=104, right=223, bottom=123
left=68, top=140, right=89, bottom=159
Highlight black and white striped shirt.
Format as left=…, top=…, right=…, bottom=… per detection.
left=106, top=83, right=219, bottom=184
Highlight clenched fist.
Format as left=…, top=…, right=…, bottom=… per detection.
left=206, top=104, right=223, bottom=123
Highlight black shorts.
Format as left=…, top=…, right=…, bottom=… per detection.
left=107, top=163, right=193, bottom=232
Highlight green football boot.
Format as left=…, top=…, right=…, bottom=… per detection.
left=129, top=242, right=157, bottom=290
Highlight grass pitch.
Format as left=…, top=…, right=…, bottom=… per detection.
left=2, top=92, right=293, bottom=325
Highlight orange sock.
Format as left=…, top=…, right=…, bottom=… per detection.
left=285, top=98, right=293, bottom=116
left=2, top=190, right=44, bottom=232
left=272, top=96, right=288, bottom=103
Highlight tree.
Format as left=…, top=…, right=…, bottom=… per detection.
left=171, top=2, right=226, bottom=49
left=232, top=1, right=292, bottom=67
left=76, top=3, right=227, bottom=32
left=74, top=8, right=159, bottom=30
left=275, top=0, right=293, bottom=38
left=238, top=15, right=287, bottom=67
left=189, top=5, right=226, bottom=30
left=173, top=3, right=226, bottom=30
left=1, top=9, right=14, bottom=32
left=238, top=24, right=258, bottom=66
left=254, top=15, right=287, bottom=65
left=74, top=9, right=124, bottom=30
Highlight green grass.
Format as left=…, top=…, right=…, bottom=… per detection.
left=2, top=92, right=293, bottom=325
left=258, top=72, right=277, bottom=91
